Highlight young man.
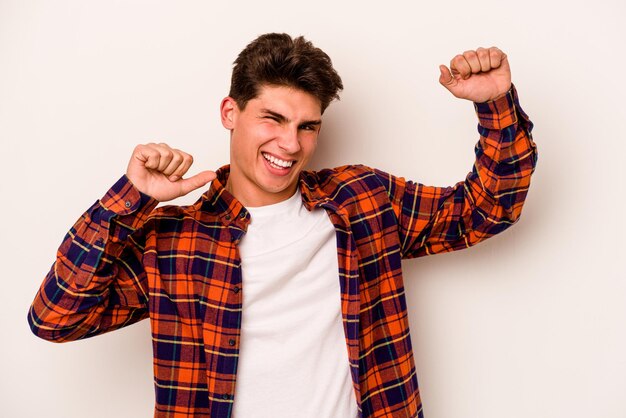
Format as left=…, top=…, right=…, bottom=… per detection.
left=29, top=33, right=537, bottom=417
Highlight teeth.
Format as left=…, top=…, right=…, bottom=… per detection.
left=263, top=153, right=293, bottom=168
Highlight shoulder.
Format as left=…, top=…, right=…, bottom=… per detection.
left=146, top=194, right=218, bottom=228
left=305, top=164, right=381, bottom=188
left=303, top=165, right=397, bottom=208
left=307, top=164, right=405, bottom=194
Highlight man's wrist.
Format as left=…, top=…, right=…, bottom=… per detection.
left=474, top=85, right=518, bottom=130
left=98, top=175, right=159, bottom=230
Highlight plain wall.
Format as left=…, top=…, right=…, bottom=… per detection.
left=1, top=1, right=625, bottom=417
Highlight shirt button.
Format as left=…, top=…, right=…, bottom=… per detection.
left=228, top=339, right=236, bottom=346
left=225, top=214, right=231, bottom=221
left=239, top=212, right=246, bottom=219
left=233, top=286, right=240, bottom=294
left=95, top=238, right=104, bottom=246
left=124, top=200, right=132, bottom=208
left=222, top=394, right=231, bottom=400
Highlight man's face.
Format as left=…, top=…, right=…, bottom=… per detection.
left=221, top=85, right=322, bottom=207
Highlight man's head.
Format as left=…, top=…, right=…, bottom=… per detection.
left=221, top=34, right=343, bottom=207
left=228, top=33, right=343, bottom=114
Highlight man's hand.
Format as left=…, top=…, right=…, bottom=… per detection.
left=126, top=143, right=216, bottom=202
left=439, top=47, right=511, bottom=103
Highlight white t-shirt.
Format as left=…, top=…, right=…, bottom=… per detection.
left=231, top=190, right=358, bottom=418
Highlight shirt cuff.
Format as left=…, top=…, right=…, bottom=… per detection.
left=474, top=84, right=519, bottom=130
left=98, top=175, right=159, bottom=228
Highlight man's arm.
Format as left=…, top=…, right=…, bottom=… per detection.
left=376, top=47, right=537, bottom=258
left=28, top=144, right=216, bottom=342
left=28, top=179, right=157, bottom=341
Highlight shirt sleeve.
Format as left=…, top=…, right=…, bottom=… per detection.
left=375, top=84, right=538, bottom=259
left=28, top=175, right=159, bottom=342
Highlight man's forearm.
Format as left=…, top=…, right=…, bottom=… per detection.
left=28, top=176, right=157, bottom=342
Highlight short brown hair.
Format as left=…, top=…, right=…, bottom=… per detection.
left=229, top=33, right=343, bottom=113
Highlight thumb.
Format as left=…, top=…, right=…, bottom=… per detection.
left=178, top=170, right=217, bottom=195
left=438, top=64, right=456, bottom=90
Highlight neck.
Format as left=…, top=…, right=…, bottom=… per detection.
left=225, top=178, right=298, bottom=208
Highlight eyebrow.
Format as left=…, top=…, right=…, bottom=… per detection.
left=260, top=108, right=321, bottom=126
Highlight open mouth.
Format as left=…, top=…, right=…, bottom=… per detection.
left=262, top=152, right=294, bottom=170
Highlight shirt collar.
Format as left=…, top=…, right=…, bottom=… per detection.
left=199, top=165, right=331, bottom=220
left=199, top=165, right=248, bottom=226
left=299, top=170, right=328, bottom=210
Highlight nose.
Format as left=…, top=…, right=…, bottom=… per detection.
left=276, top=127, right=301, bottom=154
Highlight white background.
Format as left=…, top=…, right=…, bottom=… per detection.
left=1, top=1, right=625, bottom=417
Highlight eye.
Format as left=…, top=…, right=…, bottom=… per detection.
left=299, top=124, right=317, bottom=131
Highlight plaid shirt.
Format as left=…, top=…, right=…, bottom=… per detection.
left=29, top=86, right=537, bottom=417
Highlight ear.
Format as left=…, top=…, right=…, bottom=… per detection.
left=220, top=97, right=238, bottom=130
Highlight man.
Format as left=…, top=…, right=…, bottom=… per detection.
left=29, top=33, right=537, bottom=417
